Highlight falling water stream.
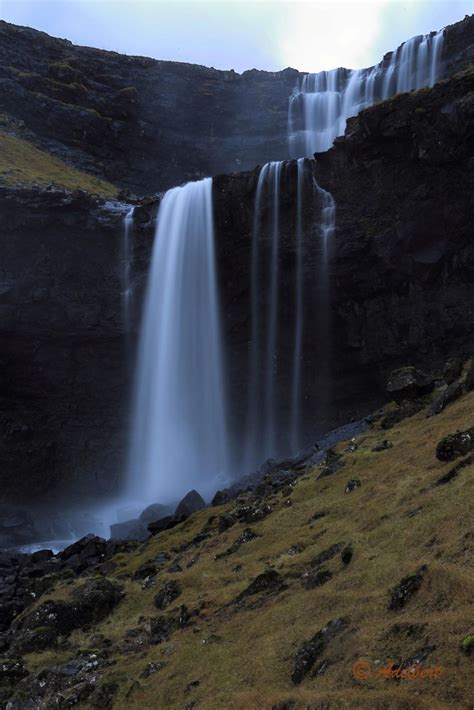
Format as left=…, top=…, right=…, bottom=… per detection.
left=127, top=178, right=230, bottom=505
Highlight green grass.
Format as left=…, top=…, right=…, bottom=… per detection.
left=0, top=132, right=117, bottom=196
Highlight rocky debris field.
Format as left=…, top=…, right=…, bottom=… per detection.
left=0, top=358, right=473, bottom=708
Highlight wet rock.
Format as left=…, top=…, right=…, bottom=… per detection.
left=236, top=569, right=285, bottom=603
left=291, top=618, right=348, bottom=684
left=341, top=545, right=353, bottom=565
left=386, top=366, right=433, bottom=404
left=388, top=565, right=428, bottom=610
left=215, top=528, right=259, bottom=559
left=344, top=479, right=361, bottom=493
left=154, top=581, right=181, bottom=610
left=435, top=454, right=472, bottom=485
left=372, top=439, right=393, bottom=452
left=426, top=381, right=464, bottom=417
left=318, top=448, right=345, bottom=478
left=139, top=503, right=173, bottom=523
left=148, top=515, right=182, bottom=536
left=175, top=490, right=206, bottom=518
left=301, top=567, right=332, bottom=589
left=311, top=542, right=345, bottom=568
left=435, top=428, right=474, bottom=461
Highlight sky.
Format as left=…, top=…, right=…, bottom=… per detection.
left=1, top=0, right=472, bottom=73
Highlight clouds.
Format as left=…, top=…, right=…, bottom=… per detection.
left=1, top=0, right=472, bottom=73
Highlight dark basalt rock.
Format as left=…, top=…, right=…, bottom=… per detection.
left=217, top=513, right=235, bottom=533
left=175, top=490, right=206, bottom=518
left=139, top=503, right=173, bottom=523
left=291, top=617, right=348, bottom=684
left=311, top=542, right=345, bottom=568
left=386, top=367, right=434, bottom=404
left=381, top=399, right=426, bottom=429
left=11, top=578, right=124, bottom=651
left=236, top=569, right=285, bottom=603
left=465, top=358, right=474, bottom=391
left=154, top=581, right=181, bottom=610
left=110, top=518, right=150, bottom=542
left=435, top=428, right=474, bottom=461
left=388, top=565, right=428, bottom=610
left=426, top=381, right=465, bottom=417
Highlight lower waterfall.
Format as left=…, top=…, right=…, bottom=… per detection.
left=127, top=177, right=230, bottom=504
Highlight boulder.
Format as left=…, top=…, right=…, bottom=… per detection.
left=109, top=519, right=149, bottom=542
left=174, top=490, right=206, bottom=519
left=435, top=428, right=474, bottom=461
left=442, top=357, right=464, bottom=384
left=236, top=569, right=285, bottom=603
left=301, top=568, right=332, bottom=589
left=139, top=503, right=172, bottom=523
left=386, top=366, right=433, bottom=404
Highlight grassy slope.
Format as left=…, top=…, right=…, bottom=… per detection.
left=24, top=389, right=474, bottom=709
left=0, top=131, right=117, bottom=196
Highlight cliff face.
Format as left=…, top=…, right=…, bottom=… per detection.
left=0, top=15, right=473, bottom=194
left=0, top=18, right=473, bottom=503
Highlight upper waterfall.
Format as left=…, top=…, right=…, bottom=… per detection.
left=288, top=28, right=445, bottom=158
left=127, top=178, right=230, bottom=504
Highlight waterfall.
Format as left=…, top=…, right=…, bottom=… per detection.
left=121, top=207, right=134, bottom=336
left=289, top=28, right=445, bottom=158
left=127, top=178, right=229, bottom=504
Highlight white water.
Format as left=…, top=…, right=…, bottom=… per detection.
left=121, top=207, right=134, bottom=336
left=289, top=28, right=444, bottom=158
left=127, top=178, right=230, bottom=505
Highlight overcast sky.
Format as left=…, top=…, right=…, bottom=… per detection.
left=1, top=0, right=472, bottom=73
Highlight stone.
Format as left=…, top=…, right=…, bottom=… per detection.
left=435, top=428, right=474, bottom=461
left=291, top=618, right=348, bottom=684
left=386, top=366, right=433, bottom=404
left=175, top=490, right=206, bottom=519
left=211, top=490, right=229, bottom=506
left=426, top=380, right=464, bottom=417
left=217, top=513, right=235, bottom=533
left=311, top=543, right=345, bottom=568
left=109, top=519, right=150, bottom=542
left=388, top=565, right=428, bottom=610
left=381, top=399, right=425, bottom=429
left=154, top=581, right=181, bottom=610
left=139, top=503, right=172, bottom=523
left=215, top=528, right=259, bottom=559
left=236, top=569, right=285, bottom=603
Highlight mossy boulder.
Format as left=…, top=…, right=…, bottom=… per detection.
left=435, top=428, right=474, bottom=461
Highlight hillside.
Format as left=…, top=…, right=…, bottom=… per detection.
left=1, top=364, right=473, bottom=708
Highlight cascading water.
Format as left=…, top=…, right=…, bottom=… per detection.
left=127, top=178, right=230, bottom=505
left=288, top=28, right=445, bottom=158
left=121, top=207, right=134, bottom=337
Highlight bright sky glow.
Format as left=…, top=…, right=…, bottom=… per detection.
left=1, top=0, right=472, bottom=73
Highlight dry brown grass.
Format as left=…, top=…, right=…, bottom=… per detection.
left=24, top=390, right=474, bottom=709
